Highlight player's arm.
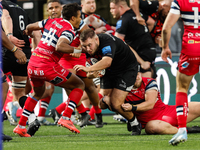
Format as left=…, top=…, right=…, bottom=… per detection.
left=122, top=88, right=158, bottom=112
left=161, top=12, right=180, bottom=63
left=130, top=0, right=145, bottom=25
left=56, top=37, right=82, bottom=54
left=1, top=29, right=27, bottom=64
left=74, top=56, right=112, bottom=73
left=31, top=30, right=41, bottom=50
left=128, top=45, right=151, bottom=70
left=2, top=9, right=25, bottom=49
left=23, top=22, right=41, bottom=37
left=115, top=32, right=151, bottom=70
left=146, top=16, right=155, bottom=32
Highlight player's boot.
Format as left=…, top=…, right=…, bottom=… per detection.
left=127, top=121, right=142, bottom=135
left=39, top=118, right=55, bottom=126
left=79, top=113, right=91, bottom=128
left=5, top=111, right=17, bottom=126
left=57, top=117, right=80, bottom=134
left=13, top=125, right=31, bottom=137
left=169, top=129, right=187, bottom=146
left=27, top=119, right=41, bottom=136
left=187, top=126, right=200, bottom=133
left=2, top=133, right=12, bottom=142
left=95, top=113, right=103, bottom=128
left=49, top=109, right=61, bottom=124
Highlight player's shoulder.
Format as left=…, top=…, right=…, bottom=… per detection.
left=142, top=77, right=157, bottom=86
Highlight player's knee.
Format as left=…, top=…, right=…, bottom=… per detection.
left=77, top=79, right=85, bottom=91
left=145, top=121, right=161, bottom=134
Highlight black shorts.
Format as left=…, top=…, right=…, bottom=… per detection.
left=2, top=47, right=31, bottom=76
left=138, top=46, right=157, bottom=78
left=100, top=67, right=138, bottom=92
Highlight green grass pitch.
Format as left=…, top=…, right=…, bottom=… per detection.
left=3, top=116, right=200, bottom=150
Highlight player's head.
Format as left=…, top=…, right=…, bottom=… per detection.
left=62, top=3, right=82, bottom=29
left=158, top=0, right=173, bottom=21
left=81, top=0, right=96, bottom=15
left=134, top=71, right=142, bottom=88
left=110, top=0, right=128, bottom=19
left=80, top=28, right=99, bottom=55
left=47, top=0, right=62, bottom=19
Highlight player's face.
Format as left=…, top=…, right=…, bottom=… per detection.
left=73, top=11, right=82, bottom=29
left=81, top=37, right=99, bottom=55
left=82, top=0, right=96, bottom=15
left=134, top=72, right=142, bottom=88
left=47, top=2, right=62, bottom=19
left=159, top=5, right=170, bottom=21
left=110, top=2, right=120, bottom=19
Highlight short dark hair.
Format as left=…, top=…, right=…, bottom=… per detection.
left=80, top=29, right=96, bottom=42
left=47, top=0, right=61, bottom=5
left=110, top=0, right=127, bottom=4
left=62, top=3, right=82, bottom=20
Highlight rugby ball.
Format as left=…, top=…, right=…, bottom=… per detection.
left=86, top=58, right=106, bottom=77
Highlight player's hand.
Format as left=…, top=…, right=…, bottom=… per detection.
left=95, top=26, right=107, bottom=34
left=136, top=15, right=146, bottom=26
left=161, top=48, right=172, bottom=63
left=70, top=53, right=81, bottom=58
left=121, top=103, right=132, bottom=112
left=87, top=71, right=99, bottom=79
left=14, top=49, right=27, bottom=64
left=8, top=35, right=25, bottom=50
left=74, top=65, right=90, bottom=72
left=23, top=29, right=33, bottom=38
left=141, top=61, right=151, bottom=70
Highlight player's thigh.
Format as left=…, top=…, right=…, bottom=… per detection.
left=187, top=102, right=200, bottom=123
left=59, top=73, right=85, bottom=91
left=110, top=88, right=129, bottom=108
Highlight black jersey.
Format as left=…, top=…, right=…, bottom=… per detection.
left=116, top=9, right=155, bottom=53
left=2, top=0, right=32, bottom=49
left=139, top=0, right=159, bottom=16
left=87, top=33, right=138, bottom=75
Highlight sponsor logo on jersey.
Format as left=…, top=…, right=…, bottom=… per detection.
left=116, top=20, right=122, bottom=30
left=102, top=46, right=111, bottom=55
left=181, top=61, right=189, bottom=68
left=189, top=0, right=200, bottom=4
left=188, top=40, right=194, bottom=43
left=147, top=0, right=152, bottom=5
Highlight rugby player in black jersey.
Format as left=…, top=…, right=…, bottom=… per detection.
left=74, top=29, right=141, bottom=135
left=1, top=0, right=40, bottom=125
left=110, top=0, right=156, bottom=78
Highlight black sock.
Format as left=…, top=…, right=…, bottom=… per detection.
left=19, top=96, right=28, bottom=108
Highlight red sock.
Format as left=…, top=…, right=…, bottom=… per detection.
left=19, top=96, right=38, bottom=126
left=85, top=107, right=90, bottom=113
left=77, top=103, right=88, bottom=114
left=89, top=106, right=95, bottom=120
left=38, top=96, right=51, bottom=117
left=55, top=99, right=69, bottom=115
left=176, top=92, right=188, bottom=128
left=63, top=88, right=83, bottom=118
left=93, top=105, right=102, bottom=114
left=98, top=93, right=103, bottom=100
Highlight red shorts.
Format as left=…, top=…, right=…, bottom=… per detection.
left=28, top=62, right=71, bottom=87
left=59, top=53, right=87, bottom=77
left=178, top=53, right=200, bottom=76
left=136, top=105, right=178, bottom=128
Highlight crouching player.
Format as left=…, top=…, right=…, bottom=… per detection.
left=100, top=71, right=200, bottom=135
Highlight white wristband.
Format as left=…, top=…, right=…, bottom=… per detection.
left=73, top=48, right=82, bottom=53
